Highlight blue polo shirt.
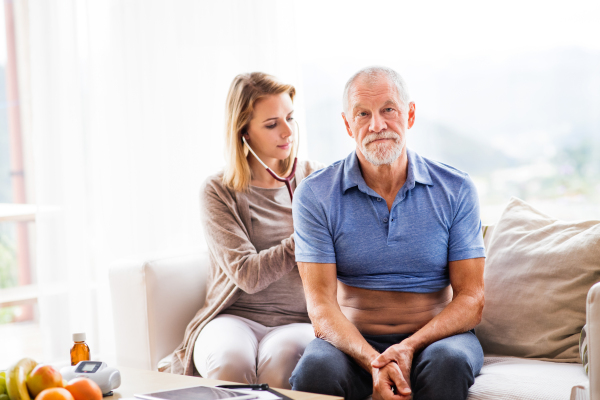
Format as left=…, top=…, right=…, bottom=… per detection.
left=292, top=149, right=485, bottom=293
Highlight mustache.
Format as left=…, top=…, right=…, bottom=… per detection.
left=362, top=131, right=400, bottom=146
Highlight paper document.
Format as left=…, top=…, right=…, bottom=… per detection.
left=229, top=389, right=281, bottom=400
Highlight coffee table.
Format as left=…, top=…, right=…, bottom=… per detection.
left=105, top=366, right=342, bottom=400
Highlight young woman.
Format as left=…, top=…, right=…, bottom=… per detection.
left=165, top=72, right=322, bottom=389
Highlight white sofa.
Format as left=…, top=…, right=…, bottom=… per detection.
left=109, top=252, right=599, bottom=400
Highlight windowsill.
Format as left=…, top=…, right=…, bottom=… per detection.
left=0, top=203, right=37, bottom=222
left=0, top=284, right=39, bottom=307
left=0, top=282, right=74, bottom=307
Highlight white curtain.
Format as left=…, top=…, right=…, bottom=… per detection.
left=26, top=0, right=304, bottom=364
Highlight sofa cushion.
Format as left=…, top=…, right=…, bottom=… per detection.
left=475, top=197, right=600, bottom=361
left=467, top=357, right=587, bottom=399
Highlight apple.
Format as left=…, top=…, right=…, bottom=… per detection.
left=26, top=364, right=63, bottom=398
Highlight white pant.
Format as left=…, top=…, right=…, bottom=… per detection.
left=193, top=314, right=315, bottom=389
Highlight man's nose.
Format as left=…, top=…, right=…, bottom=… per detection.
left=369, top=113, right=387, bottom=132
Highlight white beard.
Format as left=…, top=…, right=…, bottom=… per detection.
left=360, top=130, right=405, bottom=166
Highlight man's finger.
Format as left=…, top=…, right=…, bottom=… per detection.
left=371, top=353, right=393, bottom=368
left=373, top=368, right=409, bottom=400
left=387, top=363, right=411, bottom=396
left=395, top=384, right=412, bottom=396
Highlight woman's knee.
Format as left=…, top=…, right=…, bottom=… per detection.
left=202, top=348, right=256, bottom=383
left=258, top=323, right=314, bottom=362
left=193, top=315, right=258, bottom=382
left=194, top=339, right=257, bottom=382
left=257, top=323, right=315, bottom=389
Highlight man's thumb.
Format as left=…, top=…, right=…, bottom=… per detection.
left=371, top=354, right=391, bottom=368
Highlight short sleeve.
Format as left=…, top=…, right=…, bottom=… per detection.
left=448, top=174, right=486, bottom=261
left=292, top=180, right=337, bottom=264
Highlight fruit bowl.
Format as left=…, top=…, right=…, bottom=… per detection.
left=1, top=358, right=104, bottom=400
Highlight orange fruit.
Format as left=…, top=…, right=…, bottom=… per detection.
left=64, top=377, right=103, bottom=400
left=36, top=388, right=75, bottom=400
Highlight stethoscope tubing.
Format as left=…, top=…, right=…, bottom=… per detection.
left=242, top=120, right=299, bottom=200
left=243, top=136, right=297, bottom=200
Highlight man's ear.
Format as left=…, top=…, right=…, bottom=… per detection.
left=407, top=102, right=416, bottom=129
left=342, top=113, right=354, bottom=138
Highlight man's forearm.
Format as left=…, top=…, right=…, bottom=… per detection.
left=299, top=261, right=380, bottom=372
left=401, top=291, right=483, bottom=354
left=310, top=303, right=380, bottom=372
left=401, top=257, right=485, bottom=354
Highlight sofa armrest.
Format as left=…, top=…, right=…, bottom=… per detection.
left=109, top=252, right=209, bottom=370
left=588, top=282, right=600, bottom=400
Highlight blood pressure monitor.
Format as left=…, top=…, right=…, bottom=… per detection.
left=61, top=361, right=121, bottom=395
left=75, top=361, right=103, bottom=373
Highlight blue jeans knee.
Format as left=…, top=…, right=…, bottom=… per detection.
left=290, top=338, right=371, bottom=400
left=411, top=331, right=483, bottom=400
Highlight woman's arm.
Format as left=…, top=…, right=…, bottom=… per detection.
left=200, top=177, right=296, bottom=294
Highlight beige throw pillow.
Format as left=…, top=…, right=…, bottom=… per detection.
left=475, top=197, right=600, bottom=361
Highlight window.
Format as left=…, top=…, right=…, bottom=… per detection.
left=295, top=1, right=600, bottom=224
left=0, top=0, right=41, bottom=369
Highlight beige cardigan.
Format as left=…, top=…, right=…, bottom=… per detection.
left=163, top=160, right=323, bottom=376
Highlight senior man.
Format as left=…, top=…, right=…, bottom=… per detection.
left=289, top=66, right=486, bottom=400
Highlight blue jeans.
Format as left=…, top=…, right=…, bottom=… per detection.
left=289, top=331, right=483, bottom=400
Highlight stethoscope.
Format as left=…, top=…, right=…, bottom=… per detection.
left=242, top=120, right=298, bottom=200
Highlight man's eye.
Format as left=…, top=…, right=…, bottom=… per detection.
left=384, top=108, right=394, bottom=112
left=357, top=112, right=368, bottom=117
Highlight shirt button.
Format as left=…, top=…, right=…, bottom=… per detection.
left=383, top=217, right=388, bottom=223
left=377, top=198, right=382, bottom=202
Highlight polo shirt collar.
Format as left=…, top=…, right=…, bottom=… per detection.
left=408, top=148, right=434, bottom=186
left=342, top=148, right=433, bottom=195
left=342, top=151, right=370, bottom=194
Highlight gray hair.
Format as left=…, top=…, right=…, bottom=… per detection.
left=342, top=66, right=411, bottom=114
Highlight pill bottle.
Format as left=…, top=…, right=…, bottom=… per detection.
left=70, top=332, right=90, bottom=366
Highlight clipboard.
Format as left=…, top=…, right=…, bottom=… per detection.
left=134, top=385, right=258, bottom=400
left=217, top=384, right=293, bottom=400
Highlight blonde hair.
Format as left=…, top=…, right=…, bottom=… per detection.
left=222, top=72, right=297, bottom=192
